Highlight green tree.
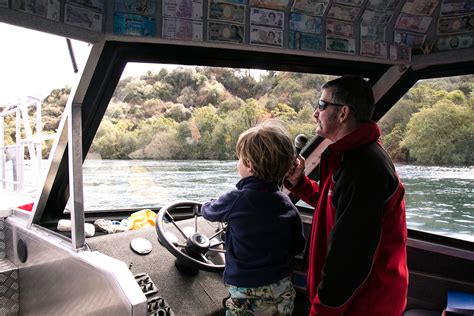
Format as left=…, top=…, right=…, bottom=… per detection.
left=237, top=99, right=268, bottom=129
left=141, top=130, right=179, bottom=159
left=42, top=87, right=70, bottom=132
left=164, top=68, right=197, bottom=99
left=446, top=90, right=467, bottom=106
left=121, top=78, right=151, bottom=104
left=135, top=117, right=177, bottom=146
left=90, top=119, right=137, bottom=159
left=271, top=103, right=297, bottom=122
left=193, top=105, right=220, bottom=136
left=382, top=123, right=408, bottom=162
left=401, top=100, right=474, bottom=165
left=105, top=101, right=128, bottom=123
left=211, top=116, right=239, bottom=159
left=153, top=81, right=174, bottom=102
left=217, top=98, right=244, bottom=114
left=405, top=82, right=446, bottom=110
left=287, top=104, right=316, bottom=141
left=174, top=121, right=202, bottom=159
left=165, top=104, right=191, bottom=122
left=142, top=99, right=168, bottom=118
left=379, top=99, right=418, bottom=136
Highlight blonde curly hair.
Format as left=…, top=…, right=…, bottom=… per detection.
left=236, top=120, right=295, bottom=183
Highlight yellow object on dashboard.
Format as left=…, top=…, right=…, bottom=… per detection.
left=128, top=209, right=157, bottom=230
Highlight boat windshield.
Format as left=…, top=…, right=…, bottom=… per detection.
left=77, top=63, right=473, bottom=243
left=80, top=62, right=323, bottom=211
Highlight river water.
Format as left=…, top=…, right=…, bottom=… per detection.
left=78, top=160, right=473, bottom=242
left=5, top=159, right=472, bottom=242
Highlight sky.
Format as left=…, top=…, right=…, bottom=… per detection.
left=0, top=23, right=177, bottom=105
left=0, top=22, right=264, bottom=106
left=0, top=23, right=92, bottom=105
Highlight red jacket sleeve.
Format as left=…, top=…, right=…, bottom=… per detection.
left=284, top=176, right=319, bottom=207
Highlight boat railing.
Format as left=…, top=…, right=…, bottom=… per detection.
left=0, top=97, right=56, bottom=195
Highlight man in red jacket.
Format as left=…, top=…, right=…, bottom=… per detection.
left=285, top=76, right=408, bottom=315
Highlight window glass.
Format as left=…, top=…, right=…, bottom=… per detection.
left=83, top=67, right=473, bottom=243
left=380, top=75, right=474, bottom=242
left=0, top=23, right=91, bottom=196
left=82, top=64, right=332, bottom=211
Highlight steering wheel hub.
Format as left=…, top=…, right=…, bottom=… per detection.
left=188, top=233, right=210, bottom=250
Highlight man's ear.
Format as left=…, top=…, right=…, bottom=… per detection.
left=338, top=106, right=351, bottom=123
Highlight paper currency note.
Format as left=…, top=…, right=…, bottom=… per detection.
left=395, top=13, right=433, bottom=33
left=65, top=4, right=102, bottom=31
left=360, top=40, right=387, bottom=58
left=113, top=12, right=155, bottom=36
left=401, top=0, right=438, bottom=16
left=115, top=0, right=156, bottom=15
left=367, top=0, right=398, bottom=10
left=289, top=12, right=322, bottom=34
left=13, top=0, right=60, bottom=21
left=437, top=14, right=474, bottom=35
left=327, top=4, right=360, bottom=21
left=441, top=0, right=474, bottom=16
left=250, top=8, right=284, bottom=29
left=326, top=36, right=356, bottom=54
left=163, top=18, right=203, bottom=41
left=393, top=30, right=426, bottom=47
left=326, top=19, right=354, bottom=37
left=361, top=9, right=392, bottom=24
left=250, top=0, right=289, bottom=10
left=163, top=0, right=202, bottom=20
left=360, top=23, right=386, bottom=41
left=250, top=26, right=283, bottom=47
left=0, top=0, right=7, bottom=7
left=289, top=31, right=323, bottom=51
left=390, top=45, right=411, bottom=62
left=292, top=0, right=329, bottom=16
left=67, top=0, right=103, bottom=12
left=335, top=0, right=363, bottom=6
left=208, top=21, right=244, bottom=43
left=436, top=34, right=474, bottom=50
left=209, top=0, right=245, bottom=24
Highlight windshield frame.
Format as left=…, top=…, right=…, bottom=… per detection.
left=28, top=39, right=473, bottom=250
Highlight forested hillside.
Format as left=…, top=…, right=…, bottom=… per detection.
left=379, top=76, right=473, bottom=165
left=2, top=68, right=473, bottom=165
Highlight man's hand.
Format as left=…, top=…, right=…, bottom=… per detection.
left=285, top=155, right=305, bottom=187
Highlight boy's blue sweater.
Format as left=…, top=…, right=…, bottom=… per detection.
left=201, top=175, right=305, bottom=287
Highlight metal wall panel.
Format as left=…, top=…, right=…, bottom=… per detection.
left=4, top=215, right=146, bottom=316
left=0, top=259, right=19, bottom=315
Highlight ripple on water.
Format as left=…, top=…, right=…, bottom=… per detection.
left=75, top=161, right=474, bottom=243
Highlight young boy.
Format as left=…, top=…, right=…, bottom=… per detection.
left=201, top=120, right=305, bottom=315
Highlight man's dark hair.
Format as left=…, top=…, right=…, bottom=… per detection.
left=322, top=76, right=375, bottom=122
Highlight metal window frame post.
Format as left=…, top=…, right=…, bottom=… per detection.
left=68, top=102, right=86, bottom=250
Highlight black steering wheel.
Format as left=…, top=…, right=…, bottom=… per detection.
left=155, top=201, right=226, bottom=272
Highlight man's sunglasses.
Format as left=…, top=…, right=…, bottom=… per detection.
left=316, top=100, right=352, bottom=111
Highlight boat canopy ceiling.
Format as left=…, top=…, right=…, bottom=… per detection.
left=0, top=0, right=473, bottom=70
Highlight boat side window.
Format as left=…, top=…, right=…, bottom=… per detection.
left=81, top=63, right=328, bottom=212
left=0, top=23, right=90, bottom=195
left=379, top=75, right=473, bottom=243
